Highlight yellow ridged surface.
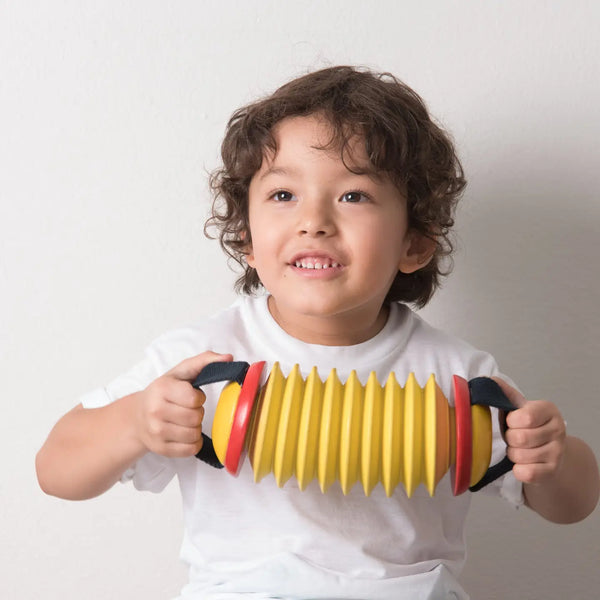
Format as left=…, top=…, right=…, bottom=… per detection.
left=273, top=365, right=304, bottom=487
left=249, top=362, right=285, bottom=483
left=470, top=404, right=492, bottom=486
left=296, top=367, right=323, bottom=490
left=382, top=373, right=403, bottom=496
left=403, top=373, right=423, bottom=497
left=339, top=371, right=363, bottom=494
left=318, top=369, right=343, bottom=492
left=211, top=382, right=241, bottom=466
left=224, top=366, right=496, bottom=497
left=434, top=382, right=450, bottom=488
left=361, top=372, right=383, bottom=496
left=424, top=375, right=438, bottom=496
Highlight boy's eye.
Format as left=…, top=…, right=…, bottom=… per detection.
left=340, top=191, right=369, bottom=203
left=271, top=190, right=295, bottom=202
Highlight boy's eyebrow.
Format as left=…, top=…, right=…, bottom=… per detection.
left=258, top=166, right=292, bottom=181
left=258, top=164, right=385, bottom=183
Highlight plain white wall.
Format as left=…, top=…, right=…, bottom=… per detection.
left=2, top=1, right=599, bottom=598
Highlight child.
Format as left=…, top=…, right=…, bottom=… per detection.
left=36, top=66, right=599, bottom=599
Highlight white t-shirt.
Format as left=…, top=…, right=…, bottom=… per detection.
left=81, top=295, right=523, bottom=600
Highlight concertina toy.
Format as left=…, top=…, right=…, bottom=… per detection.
left=193, top=361, right=516, bottom=497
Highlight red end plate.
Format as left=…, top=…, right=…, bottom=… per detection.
left=225, top=361, right=266, bottom=476
left=451, top=375, right=472, bottom=495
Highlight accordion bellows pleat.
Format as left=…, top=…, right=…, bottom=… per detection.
left=211, top=362, right=493, bottom=497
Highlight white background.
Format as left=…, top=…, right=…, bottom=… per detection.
left=2, top=1, right=599, bottom=598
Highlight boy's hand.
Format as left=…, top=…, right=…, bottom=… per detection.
left=492, top=377, right=567, bottom=485
left=135, top=351, right=233, bottom=458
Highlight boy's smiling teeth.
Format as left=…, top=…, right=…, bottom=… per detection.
left=294, top=258, right=340, bottom=269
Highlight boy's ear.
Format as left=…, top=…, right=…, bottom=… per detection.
left=398, top=231, right=437, bottom=274
left=245, top=248, right=255, bottom=268
left=240, top=231, right=255, bottom=267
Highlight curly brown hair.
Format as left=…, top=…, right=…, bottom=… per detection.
left=206, top=65, right=466, bottom=307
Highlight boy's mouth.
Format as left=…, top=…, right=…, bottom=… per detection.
left=288, top=253, right=343, bottom=270
left=294, top=258, right=340, bottom=270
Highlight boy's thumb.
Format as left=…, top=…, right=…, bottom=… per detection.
left=168, top=351, right=233, bottom=381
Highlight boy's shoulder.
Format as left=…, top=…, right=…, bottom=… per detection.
left=144, top=296, right=260, bottom=369
left=400, top=306, right=500, bottom=379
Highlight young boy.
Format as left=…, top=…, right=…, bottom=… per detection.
left=36, top=66, right=599, bottom=599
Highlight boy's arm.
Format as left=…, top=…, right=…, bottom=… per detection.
left=36, top=395, right=147, bottom=500
left=36, top=351, right=232, bottom=501
left=522, top=435, right=599, bottom=523
left=493, top=378, right=600, bottom=524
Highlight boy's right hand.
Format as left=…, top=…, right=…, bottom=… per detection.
left=134, top=351, right=233, bottom=458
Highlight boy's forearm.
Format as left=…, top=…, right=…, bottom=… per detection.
left=524, top=436, right=600, bottom=524
left=36, top=394, right=147, bottom=500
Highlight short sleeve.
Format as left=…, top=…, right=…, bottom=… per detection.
left=78, top=355, right=177, bottom=492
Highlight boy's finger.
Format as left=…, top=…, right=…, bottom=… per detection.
left=511, top=462, right=555, bottom=485
left=153, top=378, right=204, bottom=410
left=165, top=380, right=206, bottom=409
left=154, top=439, right=205, bottom=458
left=506, top=401, right=555, bottom=430
left=163, top=401, right=205, bottom=427
left=163, top=423, right=204, bottom=445
left=506, top=440, right=561, bottom=466
left=178, top=388, right=206, bottom=410
left=168, top=351, right=233, bottom=381
left=504, top=425, right=549, bottom=450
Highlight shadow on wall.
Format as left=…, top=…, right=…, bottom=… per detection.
left=451, top=168, right=600, bottom=599
left=458, top=183, right=599, bottom=401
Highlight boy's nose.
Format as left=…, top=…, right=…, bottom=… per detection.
left=297, top=199, right=336, bottom=237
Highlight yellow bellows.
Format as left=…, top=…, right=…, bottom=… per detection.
left=239, top=363, right=492, bottom=497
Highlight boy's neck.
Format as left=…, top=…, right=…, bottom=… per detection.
left=266, top=295, right=390, bottom=346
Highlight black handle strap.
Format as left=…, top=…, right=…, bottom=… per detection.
left=192, top=361, right=250, bottom=469
left=191, top=361, right=250, bottom=389
left=468, top=377, right=517, bottom=492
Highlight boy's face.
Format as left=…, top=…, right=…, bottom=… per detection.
left=246, top=115, right=431, bottom=345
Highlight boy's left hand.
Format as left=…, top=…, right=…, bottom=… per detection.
left=492, top=377, right=567, bottom=485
